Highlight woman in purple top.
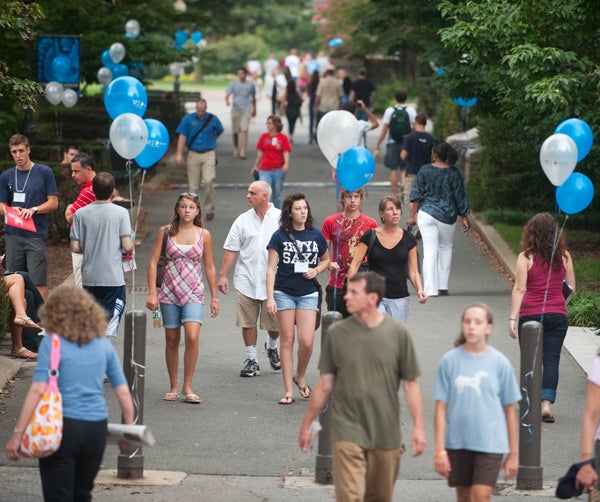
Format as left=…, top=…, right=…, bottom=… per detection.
left=146, top=193, right=219, bottom=404
left=508, top=212, right=575, bottom=423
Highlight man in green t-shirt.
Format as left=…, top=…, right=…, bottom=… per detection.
left=298, top=271, right=426, bottom=501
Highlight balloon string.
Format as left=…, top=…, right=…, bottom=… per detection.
left=331, top=182, right=342, bottom=311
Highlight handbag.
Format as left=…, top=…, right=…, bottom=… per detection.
left=155, top=226, right=169, bottom=288
left=20, top=333, right=63, bottom=458
left=284, top=229, right=323, bottom=330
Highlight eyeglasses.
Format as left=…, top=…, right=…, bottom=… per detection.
left=178, top=192, right=198, bottom=199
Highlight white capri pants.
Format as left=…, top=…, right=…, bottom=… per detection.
left=417, top=210, right=456, bottom=296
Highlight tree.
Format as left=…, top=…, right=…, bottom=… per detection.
left=0, top=2, right=45, bottom=110
left=436, top=0, right=599, bottom=211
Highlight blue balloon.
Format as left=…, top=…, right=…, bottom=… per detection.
left=111, top=63, right=129, bottom=79
left=436, top=68, right=445, bottom=75
left=336, top=147, right=375, bottom=192
left=556, top=172, right=595, bottom=215
left=103, top=76, right=147, bottom=119
left=453, top=97, right=477, bottom=108
left=175, top=29, right=189, bottom=46
left=191, top=31, right=203, bottom=44
left=328, top=38, right=343, bottom=48
left=52, top=55, right=71, bottom=81
left=135, top=119, right=170, bottom=168
left=101, top=49, right=115, bottom=69
left=554, top=118, right=594, bottom=162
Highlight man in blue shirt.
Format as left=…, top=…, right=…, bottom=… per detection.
left=176, top=99, right=224, bottom=221
left=0, top=134, right=59, bottom=301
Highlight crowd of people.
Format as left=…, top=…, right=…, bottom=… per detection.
left=0, top=52, right=589, bottom=501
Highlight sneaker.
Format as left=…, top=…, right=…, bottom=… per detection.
left=240, top=358, right=260, bottom=377
left=264, top=342, right=281, bottom=370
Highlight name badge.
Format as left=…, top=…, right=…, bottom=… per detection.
left=13, top=192, right=25, bottom=203
left=294, top=261, right=309, bottom=273
left=272, top=137, right=278, bottom=146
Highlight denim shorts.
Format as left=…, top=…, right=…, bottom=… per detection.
left=160, top=302, right=204, bottom=328
left=274, top=290, right=318, bottom=311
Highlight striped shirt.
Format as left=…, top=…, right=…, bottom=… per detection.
left=70, top=181, right=95, bottom=214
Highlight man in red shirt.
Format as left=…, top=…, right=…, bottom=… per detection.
left=321, top=188, right=377, bottom=317
left=65, top=153, right=96, bottom=286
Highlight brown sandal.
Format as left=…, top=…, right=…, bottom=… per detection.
left=278, top=395, right=296, bottom=405
left=11, top=347, right=38, bottom=360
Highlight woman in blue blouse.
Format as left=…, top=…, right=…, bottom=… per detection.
left=267, top=193, right=329, bottom=405
left=407, top=141, right=470, bottom=297
left=5, top=285, right=134, bottom=500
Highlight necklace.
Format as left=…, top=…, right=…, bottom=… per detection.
left=14, top=164, right=34, bottom=193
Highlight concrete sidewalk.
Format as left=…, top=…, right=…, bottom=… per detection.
left=0, top=87, right=592, bottom=501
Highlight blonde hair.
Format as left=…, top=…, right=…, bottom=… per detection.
left=454, top=302, right=494, bottom=347
left=38, top=285, right=108, bottom=346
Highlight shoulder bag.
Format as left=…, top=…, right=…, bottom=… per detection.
left=186, top=113, right=214, bottom=150
left=284, top=229, right=323, bottom=330
left=155, top=226, right=169, bottom=288
left=20, top=333, right=63, bottom=458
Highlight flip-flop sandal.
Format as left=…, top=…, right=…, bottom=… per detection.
left=278, top=395, right=296, bottom=405
left=14, top=316, right=42, bottom=331
left=293, top=376, right=312, bottom=399
left=163, top=392, right=179, bottom=401
left=182, top=393, right=201, bottom=404
left=11, top=347, right=38, bottom=360
left=542, top=413, right=555, bottom=423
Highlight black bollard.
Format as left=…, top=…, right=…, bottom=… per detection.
left=516, top=320, right=544, bottom=490
left=315, top=310, right=343, bottom=485
left=117, top=310, right=147, bottom=480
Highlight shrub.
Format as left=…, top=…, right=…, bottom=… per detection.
left=0, top=278, right=9, bottom=343
left=568, top=292, right=600, bottom=334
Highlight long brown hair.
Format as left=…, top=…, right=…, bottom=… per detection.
left=169, top=193, right=203, bottom=235
left=520, top=212, right=566, bottom=271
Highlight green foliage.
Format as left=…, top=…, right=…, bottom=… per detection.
left=202, top=34, right=268, bottom=74
left=0, top=2, right=45, bottom=110
left=568, top=292, right=600, bottom=333
left=432, top=95, right=462, bottom=141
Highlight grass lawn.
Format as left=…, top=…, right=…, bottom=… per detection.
left=84, top=75, right=229, bottom=97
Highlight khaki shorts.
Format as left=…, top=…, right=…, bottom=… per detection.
left=231, top=111, right=251, bottom=133
left=236, top=290, right=279, bottom=332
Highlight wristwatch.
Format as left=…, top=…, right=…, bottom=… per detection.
left=32, top=207, right=39, bottom=213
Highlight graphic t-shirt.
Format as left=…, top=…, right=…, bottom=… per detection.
left=321, top=213, right=377, bottom=289
left=256, top=133, right=292, bottom=171
left=434, top=346, right=521, bottom=453
left=267, top=227, right=327, bottom=296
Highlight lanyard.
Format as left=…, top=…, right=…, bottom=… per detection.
left=14, top=164, right=34, bottom=193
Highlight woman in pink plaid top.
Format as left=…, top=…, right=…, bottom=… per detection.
left=146, top=192, right=219, bottom=405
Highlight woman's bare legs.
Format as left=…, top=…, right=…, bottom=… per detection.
left=181, top=321, right=201, bottom=396
left=293, top=309, right=316, bottom=391
left=277, top=309, right=297, bottom=399
left=164, top=327, right=181, bottom=394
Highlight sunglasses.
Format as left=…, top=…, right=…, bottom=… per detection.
left=178, top=192, right=198, bottom=199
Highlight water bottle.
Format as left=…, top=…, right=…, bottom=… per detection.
left=152, top=307, right=162, bottom=328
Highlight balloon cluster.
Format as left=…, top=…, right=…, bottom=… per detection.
left=45, top=82, right=78, bottom=108
left=539, top=118, right=595, bottom=214
left=317, top=111, right=375, bottom=191
left=174, top=29, right=205, bottom=51
left=104, top=76, right=169, bottom=168
left=97, top=20, right=142, bottom=87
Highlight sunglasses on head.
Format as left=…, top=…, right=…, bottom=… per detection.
left=178, top=192, right=198, bottom=199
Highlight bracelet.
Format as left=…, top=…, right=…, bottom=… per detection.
left=211, top=299, right=219, bottom=302
left=12, top=427, right=23, bottom=435
left=314, top=268, right=319, bottom=275
left=509, top=318, right=516, bottom=321
left=433, top=450, right=447, bottom=458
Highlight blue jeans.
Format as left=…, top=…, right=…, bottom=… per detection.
left=519, top=313, right=569, bottom=403
left=259, top=169, right=286, bottom=209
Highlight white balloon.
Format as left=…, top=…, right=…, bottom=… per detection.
left=539, top=133, right=578, bottom=186
left=169, top=63, right=182, bottom=77
left=97, top=67, right=113, bottom=86
left=316, top=110, right=359, bottom=168
left=109, top=42, right=126, bottom=64
left=61, top=89, right=78, bottom=108
left=125, top=19, right=140, bottom=38
left=197, top=39, right=207, bottom=50
left=45, top=81, right=63, bottom=106
left=110, top=113, right=148, bottom=160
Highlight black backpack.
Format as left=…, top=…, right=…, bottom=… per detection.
left=388, top=105, right=411, bottom=142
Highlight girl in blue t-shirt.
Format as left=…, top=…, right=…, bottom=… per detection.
left=433, top=303, right=520, bottom=501
left=267, top=193, right=329, bottom=405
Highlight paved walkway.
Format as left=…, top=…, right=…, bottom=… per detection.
left=0, top=88, right=594, bottom=500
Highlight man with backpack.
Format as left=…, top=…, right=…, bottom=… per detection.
left=374, top=90, right=416, bottom=196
